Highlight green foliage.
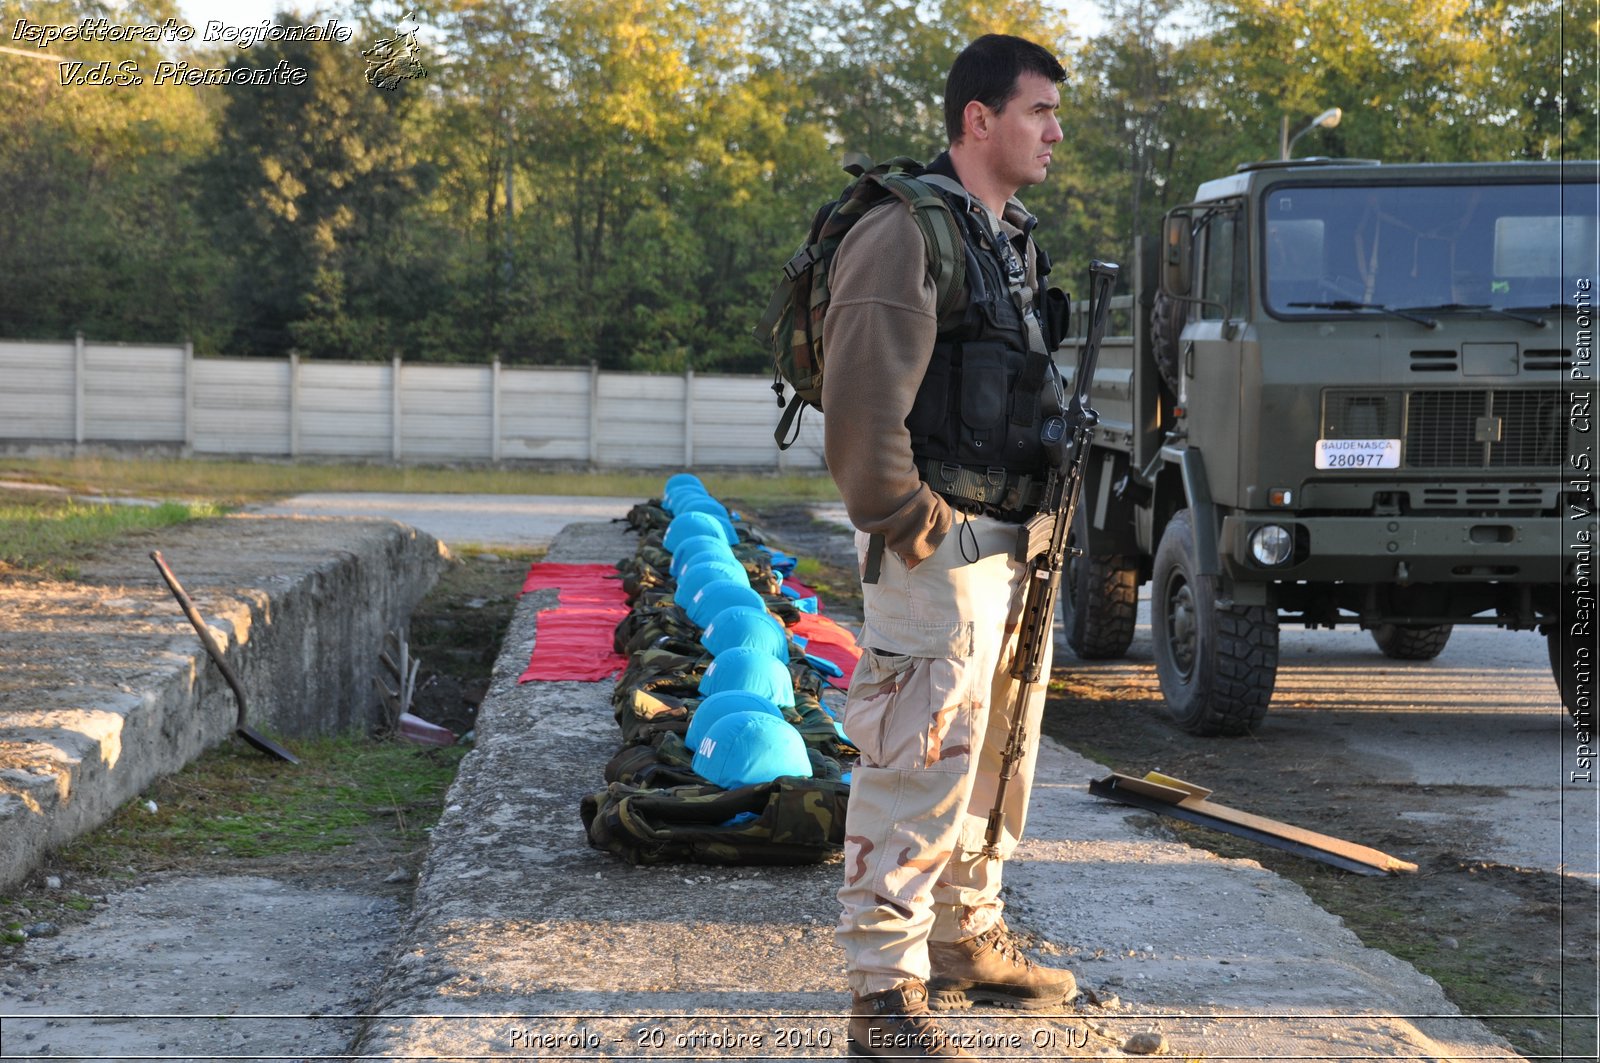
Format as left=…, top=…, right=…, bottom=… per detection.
left=1, top=0, right=1587, bottom=367
left=0, top=0, right=232, bottom=346
left=192, top=11, right=434, bottom=358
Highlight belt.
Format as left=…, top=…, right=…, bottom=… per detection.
left=918, top=459, right=1043, bottom=524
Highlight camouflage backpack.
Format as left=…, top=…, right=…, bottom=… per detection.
left=754, top=154, right=967, bottom=449
left=579, top=776, right=850, bottom=866
left=622, top=500, right=673, bottom=535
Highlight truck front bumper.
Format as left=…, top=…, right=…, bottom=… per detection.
left=1218, top=512, right=1571, bottom=585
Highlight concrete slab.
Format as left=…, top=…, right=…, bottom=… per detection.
left=0, top=875, right=402, bottom=1060
left=0, top=516, right=447, bottom=891
left=355, top=520, right=1521, bottom=1061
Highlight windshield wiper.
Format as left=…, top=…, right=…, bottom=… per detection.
left=1506, top=302, right=1578, bottom=315
left=1287, top=300, right=1438, bottom=328
left=1395, top=302, right=1548, bottom=327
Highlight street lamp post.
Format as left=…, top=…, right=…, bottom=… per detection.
left=1280, top=107, right=1343, bottom=160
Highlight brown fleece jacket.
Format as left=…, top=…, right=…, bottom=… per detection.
left=821, top=192, right=1039, bottom=565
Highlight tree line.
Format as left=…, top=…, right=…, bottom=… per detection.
left=0, top=0, right=1592, bottom=371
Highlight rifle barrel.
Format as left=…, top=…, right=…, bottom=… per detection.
left=981, top=259, right=1120, bottom=861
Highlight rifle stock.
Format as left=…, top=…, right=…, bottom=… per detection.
left=982, top=260, right=1120, bottom=859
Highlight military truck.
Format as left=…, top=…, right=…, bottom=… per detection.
left=1058, top=158, right=1595, bottom=735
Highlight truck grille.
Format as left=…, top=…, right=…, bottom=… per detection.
left=1418, top=485, right=1552, bottom=510
left=1323, top=388, right=1565, bottom=469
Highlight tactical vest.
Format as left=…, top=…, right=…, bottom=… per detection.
left=905, top=157, right=1057, bottom=517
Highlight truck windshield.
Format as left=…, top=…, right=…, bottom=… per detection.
left=1262, top=181, right=1598, bottom=318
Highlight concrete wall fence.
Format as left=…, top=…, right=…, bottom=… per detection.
left=0, top=336, right=827, bottom=470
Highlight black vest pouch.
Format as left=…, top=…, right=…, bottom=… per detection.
left=1041, top=285, right=1071, bottom=352
left=958, top=342, right=1010, bottom=462
left=906, top=343, right=952, bottom=445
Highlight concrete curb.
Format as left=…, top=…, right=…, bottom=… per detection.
left=0, top=515, right=447, bottom=891
left=356, top=520, right=1522, bottom=1061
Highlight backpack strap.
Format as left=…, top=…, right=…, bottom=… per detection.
left=873, top=172, right=967, bottom=324
left=773, top=394, right=806, bottom=448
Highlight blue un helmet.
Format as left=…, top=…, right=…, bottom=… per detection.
left=664, top=511, right=729, bottom=553
left=674, top=558, right=748, bottom=610
left=663, top=481, right=712, bottom=515
left=688, top=579, right=766, bottom=628
left=697, top=645, right=797, bottom=708
left=663, top=473, right=704, bottom=496
left=691, top=710, right=812, bottom=789
left=685, top=688, right=786, bottom=751
left=701, top=604, right=790, bottom=660
left=668, top=533, right=736, bottom=579
left=673, top=493, right=739, bottom=542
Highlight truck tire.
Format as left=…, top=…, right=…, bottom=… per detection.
left=1547, top=625, right=1587, bottom=719
left=1150, top=290, right=1187, bottom=396
left=1370, top=624, right=1453, bottom=660
left=1061, top=507, right=1137, bottom=660
left=1151, top=509, right=1278, bottom=735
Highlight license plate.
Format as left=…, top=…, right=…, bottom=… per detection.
left=1315, top=438, right=1401, bottom=470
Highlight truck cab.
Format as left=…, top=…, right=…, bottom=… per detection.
left=1062, top=158, right=1596, bottom=734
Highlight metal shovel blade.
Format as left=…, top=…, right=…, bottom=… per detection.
left=150, top=550, right=299, bottom=764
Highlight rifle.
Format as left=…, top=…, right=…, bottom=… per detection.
left=982, top=259, right=1120, bottom=860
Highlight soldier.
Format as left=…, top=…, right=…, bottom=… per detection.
left=821, top=34, right=1080, bottom=1059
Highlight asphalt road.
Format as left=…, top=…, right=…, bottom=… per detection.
left=1108, top=598, right=1594, bottom=881
left=254, top=492, right=644, bottom=549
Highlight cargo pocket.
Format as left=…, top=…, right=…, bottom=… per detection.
left=847, top=619, right=976, bottom=774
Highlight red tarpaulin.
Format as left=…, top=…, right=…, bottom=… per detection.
left=518, top=563, right=629, bottom=683
left=518, top=563, right=862, bottom=688
left=789, top=611, right=862, bottom=690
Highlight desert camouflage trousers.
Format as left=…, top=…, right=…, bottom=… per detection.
left=835, top=514, right=1051, bottom=995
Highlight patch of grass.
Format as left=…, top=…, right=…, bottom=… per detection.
left=792, top=557, right=825, bottom=580
left=56, top=736, right=465, bottom=874
left=0, top=456, right=840, bottom=510
left=0, top=494, right=225, bottom=575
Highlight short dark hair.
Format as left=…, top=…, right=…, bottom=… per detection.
left=944, top=34, right=1066, bottom=144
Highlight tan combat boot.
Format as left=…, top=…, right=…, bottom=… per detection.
left=927, top=921, right=1078, bottom=1011
left=849, top=980, right=977, bottom=1060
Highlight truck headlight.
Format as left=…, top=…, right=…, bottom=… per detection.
left=1249, top=525, right=1294, bottom=566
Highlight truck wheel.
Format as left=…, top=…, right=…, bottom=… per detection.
left=1151, top=509, right=1278, bottom=735
left=1150, top=290, right=1187, bottom=396
left=1547, top=625, right=1587, bottom=719
left=1061, top=508, right=1137, bottom=660
left=1370, top=624, right=1453, bottom=660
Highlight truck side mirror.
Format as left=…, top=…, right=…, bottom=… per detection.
left=1162, top=214, right=1193, bottom=297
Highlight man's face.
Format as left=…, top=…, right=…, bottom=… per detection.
left=981, top=71, right=1063, bottom=193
